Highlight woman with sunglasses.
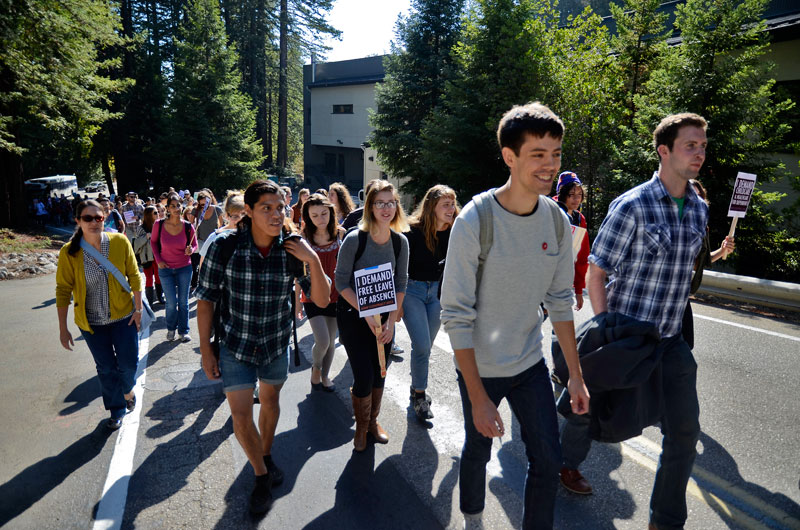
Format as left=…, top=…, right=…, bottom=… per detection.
left=56, top=199, right=144, bottom=430
left=152, top=192, right=198, bottom=343
left=334, top=180, right=409, bottom=451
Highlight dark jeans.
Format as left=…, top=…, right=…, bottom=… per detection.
left=650, top=334, right=700, bottom=529
left=681, top=301, right=694, bottom=349
left=456, top=360, right=561, bottom=530
left=336, top=298, right=389, bottom=398
left=80, top=319, right=139, bottom=419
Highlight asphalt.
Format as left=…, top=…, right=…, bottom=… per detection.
left=1, top=273, right=799, bottom=529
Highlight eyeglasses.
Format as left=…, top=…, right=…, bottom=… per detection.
left=80, top=214, right=105, bottom=223
left=374, top=200, right=397, bottom=210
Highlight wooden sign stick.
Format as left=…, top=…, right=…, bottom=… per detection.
left=723, top=218, right=738, bottom=260
left=373, top=314, right=386, bottom=377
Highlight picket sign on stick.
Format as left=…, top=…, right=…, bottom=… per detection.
left=724, top=172, right=757, bottom=260
left=353, top=262, right=397, bottom=379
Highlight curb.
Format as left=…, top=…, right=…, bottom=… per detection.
left=698, top=270, right=800, bottom=312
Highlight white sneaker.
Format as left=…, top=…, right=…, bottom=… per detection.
left=180, top=334, right=191, bottom=343
left=463, top=513, right=484, bottom=530
left=166, top=330, right=176, bottom=341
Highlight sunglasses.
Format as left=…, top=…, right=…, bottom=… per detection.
left=80, top=214, right=105, bottom=223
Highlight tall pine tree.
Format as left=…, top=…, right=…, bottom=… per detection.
left=169, top=0, right=263, bottom=191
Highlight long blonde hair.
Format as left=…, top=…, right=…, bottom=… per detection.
left=358, top=180, right=409, bottom=234
left=409, top=185, right=459, bottom=253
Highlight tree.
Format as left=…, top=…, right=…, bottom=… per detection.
left=419, top=0, right=561, bottom=199
left=0, top=0, right=127, bottom=227
left=370, top=0, right=465, bottom=200
left=635, top=0, right=795, bottom=279
left=168, top=0, right=263, bottom=190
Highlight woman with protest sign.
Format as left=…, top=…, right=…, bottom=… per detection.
left=399, top=185, right=458, bottom=421
left=334, top=180, right=409, bottom=451
left=56, top=199, right=144, bottom=430
left=299, top=194, right=344, bottom=393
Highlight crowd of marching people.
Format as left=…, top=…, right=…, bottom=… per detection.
left=54, top=101, right=738, bottom=528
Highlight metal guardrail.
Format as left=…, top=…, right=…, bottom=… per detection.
left=698, top=270, right=800, bottom=312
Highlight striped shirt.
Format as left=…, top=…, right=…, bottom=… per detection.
left=83, top=233, right=132, bottom=326
left=195, top=225, right=312, bottom=365
left=589, top=173, right=708, bottom=338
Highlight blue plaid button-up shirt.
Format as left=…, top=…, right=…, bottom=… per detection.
left=196, top=225, right=312, bottom=365
left=589, top=173, right=708, bottom=338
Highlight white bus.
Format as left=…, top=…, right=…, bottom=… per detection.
left=24, top=175, right=79, bottom=198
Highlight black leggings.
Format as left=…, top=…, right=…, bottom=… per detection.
left=337, top=298, right=390, bottom=398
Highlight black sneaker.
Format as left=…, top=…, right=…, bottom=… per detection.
left=409, top=386, right=432, bottom=404
left=263, top=455, right=284, bottom=487
left=106, top=417, right=123, bottom=430
left=413, top=394, right=434, bottom=420
left=249, top=474, right=273, bottom=514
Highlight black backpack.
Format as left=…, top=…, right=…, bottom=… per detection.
left=210, top=231, right=303, bottom=366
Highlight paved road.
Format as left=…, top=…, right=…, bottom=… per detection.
left=1, top=273, right=799, bottom=529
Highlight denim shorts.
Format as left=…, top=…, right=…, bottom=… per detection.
left=218, top=342, right=289, bottom=392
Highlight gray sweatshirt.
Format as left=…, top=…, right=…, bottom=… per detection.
left=335, top=229, right=409, bottom=296
left=441, top=192, right=575, bottom=378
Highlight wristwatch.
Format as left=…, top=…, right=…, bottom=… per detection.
left=135, top=308, right=143, bottom=313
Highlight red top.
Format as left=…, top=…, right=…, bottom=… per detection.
left=300, top=238, right=339, bottom=304
left=151, top=219, right=197, bottom=269
left=574, top=211, right=590, bottom=294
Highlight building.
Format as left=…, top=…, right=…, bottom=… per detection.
left=303, top=55, right=389, bottom=199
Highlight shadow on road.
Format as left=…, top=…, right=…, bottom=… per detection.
left=0, top=422, right=114, bottom=526
left=32, top=297, right=56, bottom=310
left=59, top=376, right=101, bottom=416
left=695, top=431, right=800, bottom=528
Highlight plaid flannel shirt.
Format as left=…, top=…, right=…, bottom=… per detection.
left=195, top=226, right=311, bottom=365
left=589, top=172, right=708, bottom=338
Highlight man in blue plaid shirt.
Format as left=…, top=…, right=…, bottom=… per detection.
left=196, top=180, right=330, bottom=515
left=584, top=113, right=709, bottom=529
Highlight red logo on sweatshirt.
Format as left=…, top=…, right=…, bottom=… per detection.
left=542, top=242, right=548, bottom=251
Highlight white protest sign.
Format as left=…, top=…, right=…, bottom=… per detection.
left=570, top=225, right=586, bottom=263
left=123, top=209, right=136, bottom=223
left=727, top=172, right=757, bottom=218
left=353, top=262, right=397, bottom=318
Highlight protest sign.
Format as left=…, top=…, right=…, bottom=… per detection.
left=570, top=225, right=586, bottom=263
left=123, top=209, right=135, bottom=223
left=727, top=172, right=757, bottom=219
left=353, top=263, right=397, bottom=318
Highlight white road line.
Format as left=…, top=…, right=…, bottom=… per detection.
left=92, top=329, right=150, bottom=530
left=694, top=314, right=800, bottom=343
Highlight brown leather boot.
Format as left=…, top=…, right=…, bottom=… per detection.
left=351, top=390, right=371, bottom=452
left=559, top=467, right=593, bottom=495
left=368, top=387, right=389, bottom=444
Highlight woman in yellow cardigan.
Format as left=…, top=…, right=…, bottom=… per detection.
left=56, top=199, right=145, bottom=430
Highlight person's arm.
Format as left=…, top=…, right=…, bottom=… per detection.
left=57, top=305, right=74, bottom=351
left=150, top=220, right=166, bottom=267
left=195, top=237, right=225, bottom=380
left=587, top=263, right=608, bottom=314
left=709, top=236, right=735, bottom=263
left=285, top=238, right=330, bottom=308
left=197, top=299, right=219, bottom=379
left=55, top=248, right=75, bottom=350
left=455, top=347, right=504, bottom=437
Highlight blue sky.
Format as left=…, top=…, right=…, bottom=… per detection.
left=318, top=0, right=412, bottom=63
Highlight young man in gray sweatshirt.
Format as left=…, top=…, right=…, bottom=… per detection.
left=441, top=102, right=590, bottom=530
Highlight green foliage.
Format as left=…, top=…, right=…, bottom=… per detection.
left=168, top=0, right=263, bottom=191
left=370, top=0, right=465, bottom=201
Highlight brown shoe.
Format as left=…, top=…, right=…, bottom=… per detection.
left=560, top=467, right=593, bottom=495
left=351, top=390, right=371, bottom=452
left=368, top=387, right=389, bottom=444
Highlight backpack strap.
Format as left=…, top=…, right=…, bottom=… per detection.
left=390, top=230, right=401, bottom=263
left=547, top=197, right=565, bottom=245
left=154, top=219, right=163, bottom=256
left=473, top=190, right=494, bottom=289
left=184, top=220, right=192, bottom=247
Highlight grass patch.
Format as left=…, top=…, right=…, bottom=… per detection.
left=0, top=228, right=62, bottom=254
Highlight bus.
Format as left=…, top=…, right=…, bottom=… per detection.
left=24, top=175, right=79, bottom=199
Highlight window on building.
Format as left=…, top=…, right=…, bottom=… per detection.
left=332, top=104, right=353, bottom=114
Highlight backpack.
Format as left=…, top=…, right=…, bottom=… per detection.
left=210, top=231, right=302, bottom=366
left=154, top=219, right=192, bottom=255
left=470, top=190, right=565, bottom=290
left=353, top=228, right=402, bottom=265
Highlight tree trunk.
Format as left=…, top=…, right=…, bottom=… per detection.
left=277, top=0, right=288, bottom=169
left=102, top=157, right=115, bottom=196
left=0, top=148, right=30, bottom=229
left=267, top=74, right=274, bottom=167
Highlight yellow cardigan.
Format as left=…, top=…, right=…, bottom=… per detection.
left=56, top=233, right=143, bottom=333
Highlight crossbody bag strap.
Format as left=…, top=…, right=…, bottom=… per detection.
left=79, top=238, right=132, bottom=293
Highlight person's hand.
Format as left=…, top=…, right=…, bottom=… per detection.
left=721, top=236, right=735, bottom=258
left=184, top=245, right=193, bottom=256
left=396, top=306, right=404, bottom=320
left=567, top=377, right=590, bottom=415
left=128, top=310, right=142, bottom=331
left=471, top=395, right=505, bottom=438
left=199, top=343, right=220, bottom=380
left=575, top=292, right=584, bottom=311
left=296, top=305, right=305, bottom=320
left=60, top=328, right=74, bottom=351
left=364, top=316, right=393, bottom=344
left=157, top=262, right=167, bottom=269
left=284, top=237, right=316, bottom=263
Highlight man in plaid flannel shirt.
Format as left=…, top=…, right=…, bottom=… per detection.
left=584, top=113, right=709, bottom=529
left=196, top=180, right=330, bottom=515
